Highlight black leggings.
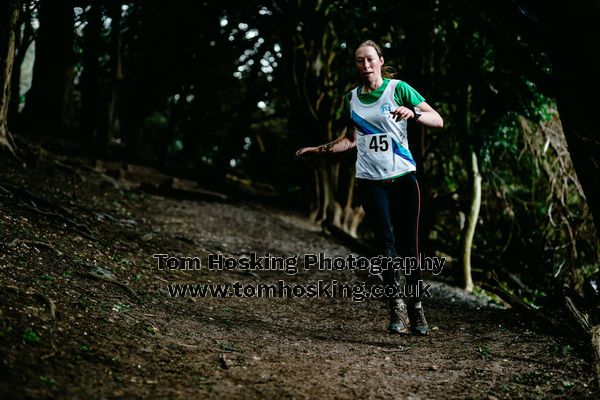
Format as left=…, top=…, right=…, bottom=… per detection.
left=357, top=172, right=422, bottom=301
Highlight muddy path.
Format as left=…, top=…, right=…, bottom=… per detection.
left=0, top=149, right=598, bottom=399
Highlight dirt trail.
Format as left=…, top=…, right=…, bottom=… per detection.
left=0, top=150, right=598, bottom=399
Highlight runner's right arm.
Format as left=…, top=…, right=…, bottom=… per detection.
left=295, top=123, right=356, bottom=158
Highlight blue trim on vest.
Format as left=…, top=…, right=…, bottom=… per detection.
left=351, top=110, right=385, bottom=135
left=392, top=138, right=416, bottom=166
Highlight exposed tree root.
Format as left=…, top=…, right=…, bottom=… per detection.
left=0, top=129, right=18, bottom=161
left=31, top=291, right=57, bottom=319
left=480, top=278, right=580, bottom=340
left=4, top=286, right=56, bottom=319
left=6, top=238, right=62, bottom=256
left=75, top=270, right=140, bottom=302
left=19, top=203, right=97, bottom=241
left=565, top=296, right=600, bottom=388
left=0, top=182, right=97, bottom=241
left=483, top=271, right=600, bottom=388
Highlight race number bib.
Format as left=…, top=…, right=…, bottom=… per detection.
left=367, top=134, right=390, bottom=153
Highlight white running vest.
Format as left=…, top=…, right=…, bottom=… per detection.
left=350, top=79, right=417, bottom=180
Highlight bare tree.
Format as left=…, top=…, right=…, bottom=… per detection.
left=0, top=0, right=20, bottom=157
left=20, top=0, right=75, bottom=136
left=275, top=0, right=364, bottom=235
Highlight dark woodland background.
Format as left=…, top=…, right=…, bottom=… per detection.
left=1, top=0, right=599, bottom=368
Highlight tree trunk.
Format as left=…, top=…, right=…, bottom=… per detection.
left=275, top=1, right=361, bottom=235
left=553, top=91, right=600, bottom=239
left=212, top=52, right=263, bottom=179
left=80, top=2, right=103, bottom=146
left=592, top=325, right=600, bottom=388
left=0, top=0, right=20, bottom=157
left=340, top=173, right=365, bottom=238
left=159, top=99, right=182, bottom=166
left=459, top=84, right=479, bottom=292
left=310, top=158, right=334, bottom=224
left=20, top=0, right=74, bottom=136
left=461, top=151, right=481, bottom=292
left=101, top=0, right=123, bottom=154
left=564, top=295, right=600, bottom=387
left=542, top=5, right=600, bottom=238
left=8, top=0, right=32, bottom=129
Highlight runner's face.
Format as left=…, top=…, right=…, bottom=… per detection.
left=355, top=46, right=383, bottom=83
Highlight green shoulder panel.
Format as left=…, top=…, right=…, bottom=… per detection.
left=394, top=80, right=426, bottom=107
left=346, top=79, right=424, bottom=110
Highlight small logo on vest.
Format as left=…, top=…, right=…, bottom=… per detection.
left=380, top=103, right=393, bottom=115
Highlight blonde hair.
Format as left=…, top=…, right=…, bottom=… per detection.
left=356, top=40, right=396, bottom=78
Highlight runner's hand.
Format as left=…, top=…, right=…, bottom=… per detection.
left=295, top=147, right=319, bottom=159
left=390, top=106, right=415, bottom=122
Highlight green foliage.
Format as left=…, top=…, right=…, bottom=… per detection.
left=472, top=286, right=504, bottom=307
left=40, top=274, right=54, bottom=281
left=111, top=303, right=130, bottom=313
left=548, top=343, right=573, bottom=357
left=15, top=0, right=597, bottom=303
left=22, top=329, right=40, bottom=344
left=144, top=324, right=157, bottom=335
left=39, top=375, right=57, bottom=387
left=476, top=345, right=492, bottom=359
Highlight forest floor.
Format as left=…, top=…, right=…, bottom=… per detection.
left=1, top=141, right=599, bottom=399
